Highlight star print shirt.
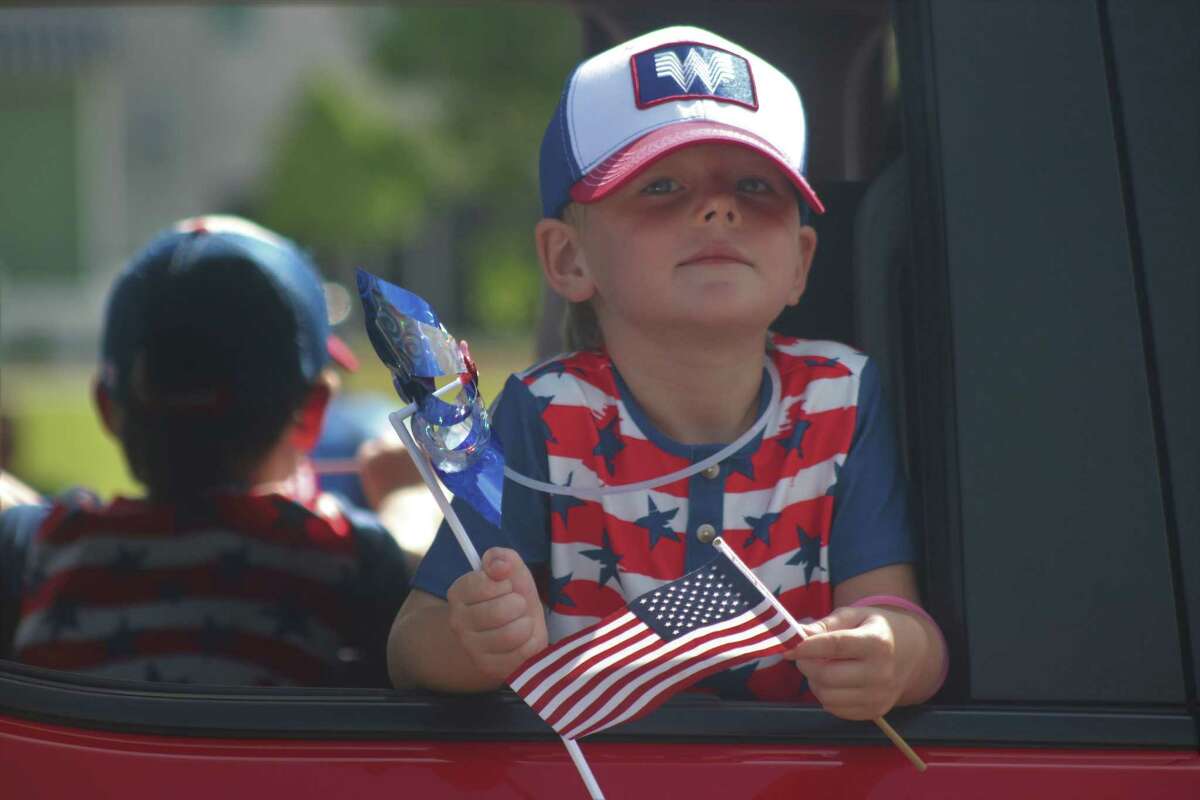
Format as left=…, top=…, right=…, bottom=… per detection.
left=0, top=491, right=408, bottom=687
left=413, top=336, right=917, bottom=700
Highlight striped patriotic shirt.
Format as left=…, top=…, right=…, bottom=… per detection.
left=413, top=335, right=915, bottom=701
left=8, top=491, right=407, bottom=687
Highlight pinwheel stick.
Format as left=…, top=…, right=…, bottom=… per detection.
left=387, top=398, right=606, bottom=800
left=712, top=537, right=927, bottom=772
left=388, top=414, right=480, bottom=569
left=386, top=377, right=481, bottom=567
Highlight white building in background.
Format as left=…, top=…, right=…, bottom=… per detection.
left=0, top=6, right=379, bottom=358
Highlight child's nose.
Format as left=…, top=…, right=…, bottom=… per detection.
left=695, top=191, right=740, bottom=226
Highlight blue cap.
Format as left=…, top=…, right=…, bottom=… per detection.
left=100, top=216, right=356, bottom=411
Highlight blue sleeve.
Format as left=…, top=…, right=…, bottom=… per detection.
left=1, top=504, right=51, bottom=658
left=827, top=359, right=918, bottom=585
left=411, top=374, right=551, bottom=598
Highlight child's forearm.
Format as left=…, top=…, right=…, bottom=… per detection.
left=386, top=590, right=508, bottom=693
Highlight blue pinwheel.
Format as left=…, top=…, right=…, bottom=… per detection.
left=356, top=269, right=607, bottom=798
left=356, top=269, right=504, bottom=526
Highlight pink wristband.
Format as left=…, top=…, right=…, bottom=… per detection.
left=850, top=594, right=949, bottom=695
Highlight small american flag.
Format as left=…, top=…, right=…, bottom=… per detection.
left=508, top=551, right=800, bottom=739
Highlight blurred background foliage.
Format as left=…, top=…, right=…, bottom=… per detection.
left=1, top=4, right=582, bottom=497
left=257, top=4, right=579, bottom=334
left=257, top=77, right=443, bottom=259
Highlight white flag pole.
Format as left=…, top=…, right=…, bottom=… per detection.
left=562, top=738, right=605, bottom=800
left=711, top=537, right=927, bottom=772
left=388, top=396, right=606, bottom=799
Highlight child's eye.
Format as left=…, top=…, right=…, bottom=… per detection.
left=640, top=177, right=680, bottom=195
left=737, top=177, right=774, bottom=194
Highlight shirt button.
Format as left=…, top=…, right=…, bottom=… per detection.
left=696, top=524, right=718, bottom=544
left=700, top=464, right=721, bottom=480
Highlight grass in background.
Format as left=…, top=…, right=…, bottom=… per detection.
left=2, top=333, right=535, bottom=500
left=2, top=363, right=136, bottom=498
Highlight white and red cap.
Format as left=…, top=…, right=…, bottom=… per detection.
left=538, top=25, right=824, bottom=218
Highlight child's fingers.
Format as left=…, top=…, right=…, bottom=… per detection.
left=791, top=629, right=869, bottom=661
left=791, top=611, right=893, bottom=662
left=459, top=628, right=541, bottom=681
left=482, top=547, right=516, bottom=579
left=783, top=606, right=913, bottom=722
left=483, top=547, right=541, bottom=605
left=796, top=657, right=873, bottom=690
left=460, top=591, right=530, bottom=633
left=462, top=614, right=539, bottom=657
left=484, top=546, right=535, bottom=582
left=447, top=569, right=513, bottom=606
left=799, top=605, right=873, bottom=638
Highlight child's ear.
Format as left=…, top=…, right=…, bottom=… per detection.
left=291, top=377, right=333, bottom=452
left=535, top=218, right=595, bottom=303
left=786, top=225, right=819, bottom=306
left=92, top=378, right=122, bottom=439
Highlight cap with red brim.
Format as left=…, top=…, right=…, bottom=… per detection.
left=569, top=121, right=825, bottom=214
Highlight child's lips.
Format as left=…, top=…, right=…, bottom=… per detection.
left=678, top=245, right=751, bottom=267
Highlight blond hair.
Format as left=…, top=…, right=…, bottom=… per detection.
left=559, top=202, right=605, bottom=352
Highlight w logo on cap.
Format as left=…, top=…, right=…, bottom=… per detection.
left=633, top=43, right=757, bottom=109
left=654, top=49, right=737, bottom=94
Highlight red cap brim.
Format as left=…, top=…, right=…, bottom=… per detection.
left=569, top=121, right=825, bottom=215
left=326, top=334, right=359, bottom=372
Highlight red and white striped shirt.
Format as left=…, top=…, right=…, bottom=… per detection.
left=414, top=335, right=916, bottom=701
left=10, top=491, right=407, bottom=687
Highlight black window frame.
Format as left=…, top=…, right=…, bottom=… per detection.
left=895, top=0, right=1198, bottom=739
left=1, top=660, right=1195, bottom=749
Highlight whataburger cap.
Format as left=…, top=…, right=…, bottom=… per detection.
left=101, top=215, right=357, bottom=406
left=539, top=25, right=825, bottom=219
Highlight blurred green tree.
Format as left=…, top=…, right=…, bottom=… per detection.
left=258, top=4, right=581, bottom=334
left=258, top=77, right=443, bottom=257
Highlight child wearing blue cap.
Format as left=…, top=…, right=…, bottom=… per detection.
left=390, top=26, right=947, bottom=720
left=0, top=216, right=408, bottom=687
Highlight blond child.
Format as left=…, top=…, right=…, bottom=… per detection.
left=388, top=26, right=946, bottom=720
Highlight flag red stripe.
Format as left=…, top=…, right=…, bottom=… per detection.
left=521, top=604, right=769, bottom=709
left=568, top=643, right=782, bottom=740
left=534, top=625, right=658, bottom=717
left=541, top=608, right=785, bottom=729
left=566, top=617, right=799, bottom=738
left=555, top=611, right=793, bottom=736
left=509, top=610, right=637, bottom=692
